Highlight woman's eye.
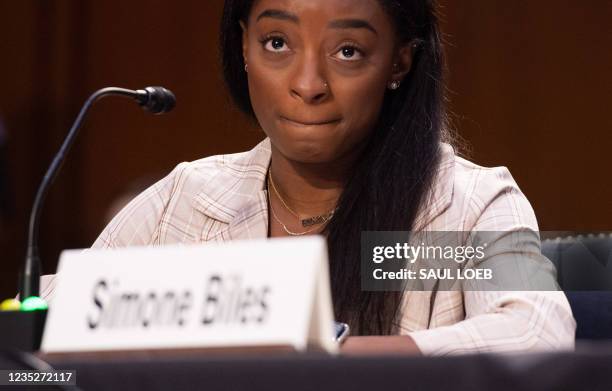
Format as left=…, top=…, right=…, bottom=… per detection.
left=334, top=45, right=364, bottom=61
left=262, top=37, right=289, bottom=53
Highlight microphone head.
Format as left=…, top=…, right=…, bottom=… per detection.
left=137, top=86, right=176, bottom=114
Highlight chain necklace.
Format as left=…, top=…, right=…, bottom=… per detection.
left=266, top=170, right=335, bottom=236
left=268, top=169, right=336, bottom=227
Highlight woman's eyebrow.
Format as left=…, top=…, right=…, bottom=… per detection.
left=256, top=9, right=378, bottom=35
left=328, top=19, right=378, bottom=35
left=256, top=9, right=299, bottom=24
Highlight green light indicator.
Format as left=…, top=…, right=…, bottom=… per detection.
left=21, top=296, right=48, bottom=312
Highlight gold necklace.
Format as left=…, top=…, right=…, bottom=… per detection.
left=267, top=169, right=336, bottom=227
left=266, top=176, right=324, bottom=236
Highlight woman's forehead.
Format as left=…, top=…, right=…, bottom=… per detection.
left=249, top=0, right=387, bottom=22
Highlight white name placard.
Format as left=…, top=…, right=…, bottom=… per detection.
left=41, top=237, right=337, bottom=353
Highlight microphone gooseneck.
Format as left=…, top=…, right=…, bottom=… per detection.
left=21, top=86, right=176, bottom=299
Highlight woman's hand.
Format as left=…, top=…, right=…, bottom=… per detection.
left=340, top=336, right=422, bottom=355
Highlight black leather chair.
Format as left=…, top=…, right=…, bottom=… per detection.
left=541, top=233, right=612, bottom=339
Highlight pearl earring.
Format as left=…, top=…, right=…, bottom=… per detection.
left=244, top=63, right=248, bottom=72
left=388, top=80, right=401, bottom=90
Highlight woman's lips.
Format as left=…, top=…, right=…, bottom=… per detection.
left=280, top=116, right=341, bottom=126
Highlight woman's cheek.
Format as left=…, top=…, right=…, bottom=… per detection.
left=248, top=75, right=280, bottom=130
left=337, top=86, right=385, bottom=135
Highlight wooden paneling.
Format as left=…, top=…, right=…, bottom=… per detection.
left=442, top=0, right=612, bottom=230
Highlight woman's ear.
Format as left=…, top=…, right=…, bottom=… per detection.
left=239, top=20, right=248, bottom=64
left=389, top=40, right=418, bottom=83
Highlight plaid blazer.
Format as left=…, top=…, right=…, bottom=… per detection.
left=40, top=138, right=575, bottom=355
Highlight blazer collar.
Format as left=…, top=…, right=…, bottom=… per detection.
left=192, top=138, right=455, bottom=232
left=413, top=143, right=455, bottom=230
left=192, top=138, right=271, bottom=225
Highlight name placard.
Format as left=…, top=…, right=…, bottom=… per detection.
left=41, top=237, right=337, bottom=353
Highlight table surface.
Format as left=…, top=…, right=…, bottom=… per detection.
left=3, top=342, right=612, bottom=391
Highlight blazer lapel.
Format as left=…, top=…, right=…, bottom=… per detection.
left=206, top=190, right=269, bottom=242
left=413, top=143, right=456, bottom=231
left=192, top=138, right=271, bottom=243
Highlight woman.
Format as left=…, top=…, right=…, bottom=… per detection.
left=40, top=0, right=575, bottom=355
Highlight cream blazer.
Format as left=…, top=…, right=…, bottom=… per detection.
left=39, top=138, right=575, bottom=355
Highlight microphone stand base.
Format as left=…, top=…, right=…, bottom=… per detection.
left=0, top=310, right=47, bottom=351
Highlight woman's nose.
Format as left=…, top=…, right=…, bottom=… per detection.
left=289, top=53, right=329, bottom=104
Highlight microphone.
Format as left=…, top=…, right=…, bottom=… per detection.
left=19, top=86, right=176, bottom=300
left=136, top=86, right=176, bottom=114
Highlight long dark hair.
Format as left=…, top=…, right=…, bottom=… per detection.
left=220, top=0, right=447, bottom=335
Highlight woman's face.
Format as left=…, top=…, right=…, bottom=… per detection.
left=242, top=0, right=411, bottom=164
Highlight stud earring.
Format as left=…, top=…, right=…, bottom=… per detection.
left=388, top=80, right=401, bottom=90
left=244, top=63, right=248, bottom=72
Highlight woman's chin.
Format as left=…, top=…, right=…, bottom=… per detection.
left=280, top=142, right=335, bottom=164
